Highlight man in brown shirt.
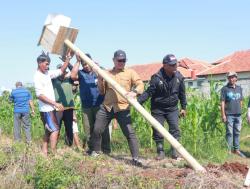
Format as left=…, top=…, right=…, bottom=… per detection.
left=91, top=50, right=144, bottom=166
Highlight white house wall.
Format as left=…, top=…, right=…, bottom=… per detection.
left=197, top=72, right=250, bottom=97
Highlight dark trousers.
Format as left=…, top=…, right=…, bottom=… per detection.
left=92, top=105, right=139, bottom=158
left=56, top=109, right=74, bottom=146
left=152, top=109, right=180, bottom=143
left=83, top=106, right=110, bottom=153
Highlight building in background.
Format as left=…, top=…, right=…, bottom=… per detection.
left=130, top=50, right=250, bottom=96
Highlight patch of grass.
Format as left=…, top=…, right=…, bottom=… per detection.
left=0, top=151, right=8, bottom=170
left=27, top=156, right=81, bottom=189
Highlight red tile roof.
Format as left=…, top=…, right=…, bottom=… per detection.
left=129, top=62, right=161, bottom=81
left=129, top=58, right=210, bottom=81
left=179, top=58, right=212, bottom=72
left=198, top=50, right=250, bottom=76
left=178, top=67, right=192, bottom=78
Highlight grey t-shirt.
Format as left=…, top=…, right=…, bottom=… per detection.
left=220, top=84, right=243, bottom=115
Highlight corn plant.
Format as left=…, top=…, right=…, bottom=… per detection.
left=0, top=91, right=14, bottom=135
left=1, top=83, right=249, bottom=163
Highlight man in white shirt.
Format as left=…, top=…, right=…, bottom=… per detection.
left=34, top=51, right=71, bottom=156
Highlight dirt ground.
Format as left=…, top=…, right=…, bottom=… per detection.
left=1, top=135, right=249, bottom=188
left=137, top=158, right=248, bottom=188
left=108, top=154, right=248, bottom=189
left=86, top=153, right=249, bottom=189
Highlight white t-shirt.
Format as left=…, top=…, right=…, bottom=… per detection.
left=34, top=69, right=62, bottom=112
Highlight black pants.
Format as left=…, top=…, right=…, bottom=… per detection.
left=92, top=105, right=139, bottom=158
left=152, top=109, right=180, bottom=143
left=56, top=109, right=74, bottom=146
left=82, top=106, right=111, bottom=153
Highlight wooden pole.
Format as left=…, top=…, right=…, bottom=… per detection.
left=64, top=39, right=206, bottom=172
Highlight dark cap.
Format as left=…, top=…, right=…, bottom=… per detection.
left=85, top=53, right=92, bottom=59
left=113, top=50, right=126, bottom=60
left=163, top=54, right=177, bottom=65
left=37, top=51, right=51, bottom=63
left=81, top=53, right=92, bottom=64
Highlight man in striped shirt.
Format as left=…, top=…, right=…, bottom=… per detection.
left=9, top=81, right=35, bottom=143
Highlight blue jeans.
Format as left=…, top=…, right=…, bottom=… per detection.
left=14, top=112, right=32, bottom=143
left=226, top=115, right=242, bottom=150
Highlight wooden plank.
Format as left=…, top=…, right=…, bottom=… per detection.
left=64, top=39, right=206, bottom=172
left=38, top=25, right=78, bottom=56
left=52, top=26, right=78, bottom=55
left=37, top=26, right=46, bottom=46
left=38, top=27, right=56, bottom=52
left=244, top=167, right=250, bottom=186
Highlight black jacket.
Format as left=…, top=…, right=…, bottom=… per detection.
left=138, top=68, right=187, bottom=113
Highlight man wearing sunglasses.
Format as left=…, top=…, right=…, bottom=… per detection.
left=91, top=50, right=144, bottom=166
left=138, top=54, right=187, bottom=161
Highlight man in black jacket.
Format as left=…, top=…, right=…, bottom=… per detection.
left=138, top=54, right=187, bottom=160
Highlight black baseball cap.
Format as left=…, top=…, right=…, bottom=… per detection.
left=113, top=50, right=126, bottom=60
left=163, top=54, right=177, bottom=65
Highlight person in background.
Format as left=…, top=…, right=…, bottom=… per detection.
left=34, top=51, right=70, bottom=156
left=221, top=71, right=245, bottom=158
left=9, top=81, right=35, bottom=143
left=71, top=80, right=82, bottom=150
left=91, top=50, right=144, bottom=166
left=248, top=98, right=250, bottom=124
left=72, top=110, right=81, bottom=150
left=138, top=54, right=187, bottom=160
left=71, top=53, right=111, bottom=154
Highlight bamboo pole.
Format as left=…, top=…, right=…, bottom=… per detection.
left=64, top=39, right=206, bottom=172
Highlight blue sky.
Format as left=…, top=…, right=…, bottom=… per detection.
left=1, top=0, right=250, bottom=90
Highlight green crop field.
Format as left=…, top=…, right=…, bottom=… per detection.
left=0, top=83, right=250, bottom=188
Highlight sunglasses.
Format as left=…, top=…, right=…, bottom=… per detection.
left=117, top=59, right=126, bottom=63
left=164, top=63, right=176, bottom=67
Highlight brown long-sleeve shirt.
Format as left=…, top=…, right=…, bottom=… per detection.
left=99, top=68, right=144, bottom=112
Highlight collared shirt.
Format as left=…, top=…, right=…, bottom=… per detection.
left=99, top=68, right=144, bottom=112
left=9, top=87, right=32, bottom=113
left=78, top=69, right=104, bottom=108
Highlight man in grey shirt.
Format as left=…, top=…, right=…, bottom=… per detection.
left=221, top=71, right=245, bottom=157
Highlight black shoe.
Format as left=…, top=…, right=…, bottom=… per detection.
left=233, top=150, right=246, bottom=158
left=155, top=151, right=165, bottom=160
left=90, top=151, right=100, bottom=157
left=171, top=153, right=184, bottom=161
left=132, top=158, right=143, bottom=167
left=171, top=148, right=178, bottom=159
left=102, top=149, right=111, bottom=155
left=86, top=149, right=92, bottom=155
